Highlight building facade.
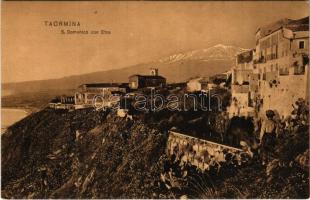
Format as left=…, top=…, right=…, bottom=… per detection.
left=49, top=95, right=75, bottom=110
left=254, top=16, right=309, bottom=117
left=129, top=68, right=166, bottom=90
left=187, top=77, right=209, bottom=92
left=74, top=83, right=128, bottom=107
left=228, top=49, right=256, bottom=117
left=229, top=16, right=309, bottom=118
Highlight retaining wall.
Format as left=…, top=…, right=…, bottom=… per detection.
left=166, top=130, right=250, bottom=171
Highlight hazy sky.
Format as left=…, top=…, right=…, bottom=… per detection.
left=2, top=1, right=309, bottom=83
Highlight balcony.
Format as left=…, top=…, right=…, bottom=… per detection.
left=232, top=84, right=249, bottom=93
left=279, top=68, right=289, bottom=76
left=254, top=57, right=266, bottom=64
left=293, top=65, right=305, bottom=75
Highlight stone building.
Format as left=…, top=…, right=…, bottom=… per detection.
left=254, top=16, right=309, bottom=117
left=128, top=68, right=166, bottom=90
left=74, top=83, right=128, bottom=108
left=232, top=50, right=254, bottom=85
left=210, top=73, right=230, bottom=85
left=228, top=16, right=309, bottom=118
left=187, top=77, right=209, bottom=92
left=49, top=95, right=75, bottom=110
left=228, top=49, right=256, bottom=117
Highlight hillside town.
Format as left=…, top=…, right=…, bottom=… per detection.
left=50, top=17, right=308, bottom=124
left=2, top=14, right=309, bottom=199
left=45, top=16, right=309, bottom=172
left=51, top=16, right=309, bottom=118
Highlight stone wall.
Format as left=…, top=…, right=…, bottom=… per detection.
left=166, top=131, right=249, bottom=171
left=259, top=65, right=309, bottom=117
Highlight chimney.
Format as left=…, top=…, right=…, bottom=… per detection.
left=150, top=68, right=159, bottom=76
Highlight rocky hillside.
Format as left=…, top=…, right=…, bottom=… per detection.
left=2, top=106, right=309, bottom=198
left=1, top=108, right=171, bottom=198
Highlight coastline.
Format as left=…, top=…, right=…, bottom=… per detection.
left=1, top=106, right=39, bottom=115
left=1, top=107, right=34, bottom=133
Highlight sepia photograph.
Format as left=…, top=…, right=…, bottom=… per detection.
left=1, top=1, right=309, bottom=199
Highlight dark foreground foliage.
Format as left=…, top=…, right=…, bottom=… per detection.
left=2, top=108, right=171, bottom=198
left=1, top=108, right=309, bottom=198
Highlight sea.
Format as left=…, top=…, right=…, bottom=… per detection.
left=1, top=108, right=29, bottom=133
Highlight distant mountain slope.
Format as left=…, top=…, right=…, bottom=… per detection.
left=3, top=44, right=246, bottom=95
left=158, top=44, right=247, bottom=63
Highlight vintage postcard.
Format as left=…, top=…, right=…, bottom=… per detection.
left=1, top=1, right=309, bottom=199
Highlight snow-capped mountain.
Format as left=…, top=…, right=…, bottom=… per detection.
left=159, top=44, right=248, bottom=63
left=4, top=44, right=247, bottom=94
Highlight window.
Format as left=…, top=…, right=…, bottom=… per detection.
left=299, top=41, right=305, bottom=49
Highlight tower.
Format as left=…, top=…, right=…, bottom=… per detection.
left=150, top=68, right=159, bottom=76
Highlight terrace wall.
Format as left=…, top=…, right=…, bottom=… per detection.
left=166, top=131, right=249, bottom=171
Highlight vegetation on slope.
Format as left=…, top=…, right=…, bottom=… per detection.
left=2, top=108, right=173, bottom=198
left=1, top=103, right=309, bottom=198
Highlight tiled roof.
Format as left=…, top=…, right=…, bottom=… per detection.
left=237, top=50, right=253, bottom=64
left=129, top=74, right=166, bottom=80
left=81, top=83, right=128, bottom=88
left=258, top=16, right=309, bottom=37
left=187, top=77, right=209, bottom=84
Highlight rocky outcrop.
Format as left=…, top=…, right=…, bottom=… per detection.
left=1, top=107, right=309, bottom=198
left=1, top=108, right=170, bottom=198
